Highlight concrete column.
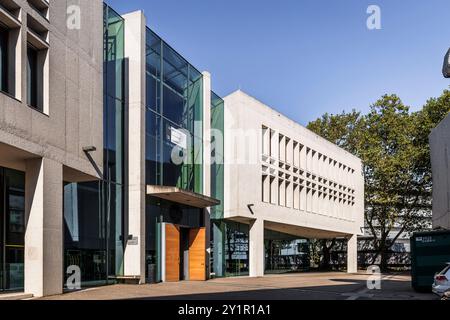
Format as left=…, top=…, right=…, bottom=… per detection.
left=123, top=10, right=147, bottom=283
left=202, top=71, right=212, bottom=279
left=249, top=219, right=265, bottom=277
left=24, top=158, right=63, bottom=297
left=347, top=234, right=358, bottom=274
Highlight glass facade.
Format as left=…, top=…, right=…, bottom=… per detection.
left=264, top=230, right=310, bottom=274
left=210, top=92, right=224, bottom=220
left=145, top=29, right=203, bottom=193
left=211, top=221, right=249, bottom=277
left=63, top=4, right=125, bottom=289
left=0, top=167, right=25, bottom=292
left=145, top=28, right=206, bottom=282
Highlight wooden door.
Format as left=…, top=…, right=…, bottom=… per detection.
left=189, top=228, right=206, bottom=281
left=165, top=224, right=180, bottom=282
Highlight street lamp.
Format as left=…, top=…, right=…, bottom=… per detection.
left=443, top=48, right=450, bottom=78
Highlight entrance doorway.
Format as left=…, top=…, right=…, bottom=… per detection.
left=0, top=167, right=25, bottom=292
left=164, top=224, right=206, bottom=282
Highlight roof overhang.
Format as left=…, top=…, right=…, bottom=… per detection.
left=146, top=185, right=220, bottom=209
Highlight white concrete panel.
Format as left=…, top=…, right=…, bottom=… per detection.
left=223, top=90, right=364, bottom=239
left=122, top=10, right=147, bottom=283
left=24, top=158, right=63, bottom=297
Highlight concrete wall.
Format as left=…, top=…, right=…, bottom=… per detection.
left=0, top=0, right=104, bottom=179
left=430, top=114, right=450, bottom=230
left=123, top=10, right=146, bottom=283
left=224, top=90, right=364, bottom=236
left=0, top=0, right=104, bottom=297
left=223, top=91, right=364, bottom=275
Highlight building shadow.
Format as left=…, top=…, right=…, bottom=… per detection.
left=125, top=277, right=435, bottom=300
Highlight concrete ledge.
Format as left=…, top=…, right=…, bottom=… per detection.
left=147, top=185, right=220, bottom=208
left=111, top=276, right=142, bottom=285
left=0, top=293, right=34, bottom=300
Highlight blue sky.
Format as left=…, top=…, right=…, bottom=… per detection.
left=105, top=0, right=450, bottom=125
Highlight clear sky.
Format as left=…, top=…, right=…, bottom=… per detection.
left=105, top=0, right=450, bottom=125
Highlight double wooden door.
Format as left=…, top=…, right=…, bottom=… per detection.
left=165, top=224, right=206, bottom=282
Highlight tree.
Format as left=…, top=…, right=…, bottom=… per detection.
left=359, top=95, right=430, bottom=270
left=307, top=110, right=362, bottom=154
left=307, top=91, right=450, bottom=271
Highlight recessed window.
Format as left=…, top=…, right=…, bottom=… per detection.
left=26, top=14, right=49, bottom=113
left=27, top=45, right=39, bottom=111
left=27, top=0, right=49, bottom=20
left=0, top=0, right=21, bottom=99
left=0, top=25, right=8, bottom=92
left=27, top=44, right=42, bottom=111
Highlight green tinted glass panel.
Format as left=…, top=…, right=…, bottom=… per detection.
left=211, top=92, right=224, bottom=218
left=145, top=28, right=204, bottom=194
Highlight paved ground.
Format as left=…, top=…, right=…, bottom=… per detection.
left=38, top=272, right=438, bottom=300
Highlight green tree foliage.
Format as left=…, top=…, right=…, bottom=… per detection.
left=307, top=90, right=450, bottom=270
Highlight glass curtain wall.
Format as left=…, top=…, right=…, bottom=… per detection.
left=211, top=221, right=249, bottom=277
left=145, top=29, right=204, bottom=282
left=63, top=4, right=125, bottom=289
left=210, top=92, right=227, bottom=277
left=0, top=167, right=25, bottom=292
left=210, top=92, right=224, bottom=220
left=145, top=29, right=203, bottom=193
left=264, top=229, right=310, bottom=274
left=103, top=3, right=125, bottom=281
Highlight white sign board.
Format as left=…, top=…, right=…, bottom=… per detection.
left=170, top=127, right=187, bottom=149
left=128, top=237, right=139, bottom=246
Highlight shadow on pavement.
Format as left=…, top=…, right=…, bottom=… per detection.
left=126, top=278, right=435, bottom=301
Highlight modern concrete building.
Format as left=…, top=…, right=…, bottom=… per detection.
left=211, top=91, right=364, bottom=277
left=430, top=114, right=450, bottom=230
left=0, top=0, right=103, bottom=296
left=1, top=1, right=364, bottom=298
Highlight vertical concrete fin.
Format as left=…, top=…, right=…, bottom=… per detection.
left=249, top=219, right=265, bottom=277
left=122, top=10, right=147, bottom=283
left=25, top=158, right=63, bottom=297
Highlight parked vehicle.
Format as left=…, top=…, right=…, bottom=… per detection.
left=432, top=263, right=450, bottom=297
left=411, top=230, right=450, bottom=291
left=441, top=290, right=450, bottom=300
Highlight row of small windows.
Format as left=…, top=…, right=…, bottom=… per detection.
left=262, top=169, right=356, bottom=203
left=261, top=175, right=356, bottom=214
left=0, top=0, right=49, bottom=113
left=261, top=125, right=356, bottom=205
left=262, top=125, right=356, bottom=176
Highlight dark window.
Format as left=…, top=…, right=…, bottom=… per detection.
left=163, top=85, right=186, bottom=126
left=27, top=45, right=39, bottom=110
left=0, top=26, right=8, bottom=93
left=0, top=167, right=25, bottom=291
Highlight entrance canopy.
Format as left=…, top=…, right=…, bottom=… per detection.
left=147, top=185, right=220, bottom=209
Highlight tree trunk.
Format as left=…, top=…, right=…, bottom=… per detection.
left=319, top=240, right=331, bottom=271
left=380, top=248, right=389, bottom=272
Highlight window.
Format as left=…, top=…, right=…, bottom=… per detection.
left=27, top=0, right=49, bottom=20
left=26, top=14, right=49, bottom=113
left=0, top=26, right=8, bottom=92
left=0, top=167, right=25, bottom=291
left=27, top=44, right=40, bottom=109
left=0, top=1, right=21, bottom=100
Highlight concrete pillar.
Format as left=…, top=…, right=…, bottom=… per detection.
left=123, top=10, right=147, bottom=283
left=24, top=158, right=63, bottom=297
left=249, top=219, right=265, bottom=277
left=202, top=71, right=212, bottom=279
left=347, top=234, right=358, bottom=274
